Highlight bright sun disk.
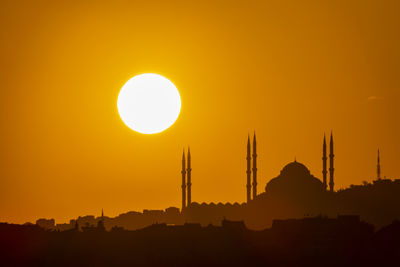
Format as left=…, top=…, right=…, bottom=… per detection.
left=117, top=73, right=181, bottom=134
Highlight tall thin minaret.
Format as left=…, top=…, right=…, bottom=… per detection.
left=322, top=134, right=327, bottom=190
left=329, top=132, right=334, bottom=192
left=246, top=135, right=251, bottom=203
left=377, top=149, right=381, bottom=180
left=252, top=132, right=257, bottom=199
left=181, top=150, right=186, bottom=211
left=187, top=147, right=192, bottom=207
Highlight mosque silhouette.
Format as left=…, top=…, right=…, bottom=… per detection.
left=182, top=132, right=334, bottom=207
left=181, top=132, right=337, bottom=229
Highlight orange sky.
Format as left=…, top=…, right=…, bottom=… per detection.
left=0, top=0, right=399, bottom=224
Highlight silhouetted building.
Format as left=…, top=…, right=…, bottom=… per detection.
left=322, top=134, right=327, bottom=189
left=187, top=147, right=192, bottom=207
left=221, top=217, right=246, bottom=231
left=245, top=133, right=258, bottom=202
left=181, top=148, right=192, bottom=211
left=81, top=210, right=106, bottom=232
left=271, top=214, right=373, bottom=237
left=181, top=150, right=186, bottom=210
left=183, top=201, right=245, bottom=226
left=252, top=132, right=258, bottom=199
left=264, top=161, right=325, bottom=195
left=329, top=132, right=335, bottom=192
left=246, top=135, right=251, bottom=203
left=36, top=218, right=55, bottom=230
left=97, top=209, right=105, bottom=231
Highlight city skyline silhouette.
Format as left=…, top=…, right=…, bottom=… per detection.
left=29, top=133, right=399, bottom=232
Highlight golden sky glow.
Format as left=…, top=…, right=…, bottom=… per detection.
left=0, top=0, right=399, bottom=223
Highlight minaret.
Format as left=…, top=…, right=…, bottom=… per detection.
left=97, top=209, right=105, bottom=230
left=252, top=132, right=257, bottom=199
left=246, top=135, right=251, bottom=202
left=377, top=149, right=381, bottom=180
left=322, top=134, right=327, bottom=190
left=181, top=150, right=186, bottom=211
left=187, top=147, right=192, bottom=207
left=329, top=132, right=334, bottom=192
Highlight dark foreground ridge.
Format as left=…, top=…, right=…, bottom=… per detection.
left=1, top=216, right=399, bottom=266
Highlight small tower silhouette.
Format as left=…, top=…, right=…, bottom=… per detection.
left=252, top=132, right=257, bottom=199
left=97, top=209, right=105, bottom=230
left=187, top=147, right=192, bottom=207
left=329, top=132, right=334, bottom=192
left=246, top=135, right=252, bottom=203
left=181, top=150, right=186, bottom=211
left=322, top=134, right=327, bottom=190
left=377, top=149, right=381, bottom=180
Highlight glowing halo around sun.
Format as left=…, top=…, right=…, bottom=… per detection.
left=117, top=73, right=181, bottom=134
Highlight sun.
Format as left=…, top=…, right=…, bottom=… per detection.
left=117, top=73, right=181, bottom=134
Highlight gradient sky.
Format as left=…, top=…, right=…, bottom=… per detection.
left=0, top=0, right=399, bottom=224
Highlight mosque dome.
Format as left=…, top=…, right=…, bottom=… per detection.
left=280, top=161, right=311, bottom=177
left=265, top=161, right=324, bottom=196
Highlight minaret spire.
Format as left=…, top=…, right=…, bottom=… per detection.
left=181, top=150, right=186, bottom=211
left=322, top=134, right=327, bottom=190
left=377, top=149, right=381, bottom=180
left=329, top=132, right=334, bottom=192
left=187, top=147, right=192, bottom=207
left=252, top=132, right=257, bottom=199
left=246, top=135, right=251, bottom=203
left=98, top=209, right=105, bottom=230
